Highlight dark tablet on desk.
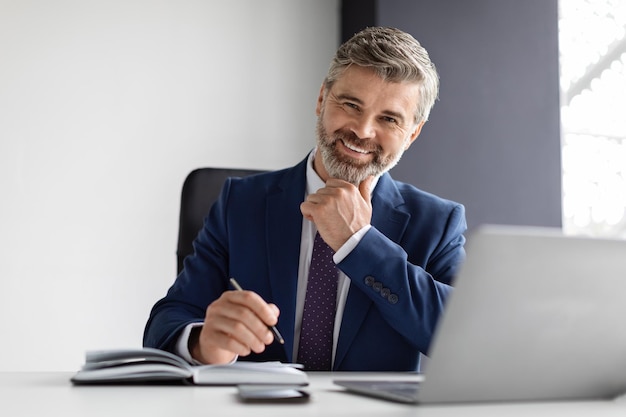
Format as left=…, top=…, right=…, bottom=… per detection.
left=237, top=384, right=310, bottom=403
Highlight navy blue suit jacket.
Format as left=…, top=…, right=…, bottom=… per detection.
left=144, top=155, right=466, bottom=371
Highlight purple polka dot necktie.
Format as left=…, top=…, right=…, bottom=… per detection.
left=298, top=232, right=338, bottom=371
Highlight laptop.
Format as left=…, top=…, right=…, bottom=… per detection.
left=335, top=225, right=626, bottom=404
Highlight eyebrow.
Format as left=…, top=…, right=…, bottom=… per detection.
left=336, top=93, right=407, bottom=124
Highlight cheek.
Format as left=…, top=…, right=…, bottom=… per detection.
left=379, top=132, right=410, bottom=155
left=320, top=107, right=346, bottom=132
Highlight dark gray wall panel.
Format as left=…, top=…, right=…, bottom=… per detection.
left=342, top=0, right=562, bottom=230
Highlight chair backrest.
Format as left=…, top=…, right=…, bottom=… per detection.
left=177, top=167, right=265, bottom=274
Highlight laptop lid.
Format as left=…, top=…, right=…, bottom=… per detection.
left=335, top=225, right=626, bottom=404
left=333, top=379, right=421, bottom=403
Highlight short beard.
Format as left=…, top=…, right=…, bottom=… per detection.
left=315, top=116, right=407, bottom=185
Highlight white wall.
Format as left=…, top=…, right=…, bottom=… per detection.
left=0, top=0, right=339, bottom=371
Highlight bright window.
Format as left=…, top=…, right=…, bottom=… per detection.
left=559, top=0, right=626, bottom=238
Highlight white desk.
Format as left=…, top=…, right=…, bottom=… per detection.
left=2, top=372, right=626, bottom=417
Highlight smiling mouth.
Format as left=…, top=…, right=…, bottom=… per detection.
left=340, top=139, right=372, bottom=155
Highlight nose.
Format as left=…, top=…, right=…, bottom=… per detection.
left=350, top=115, right=376, bottom=139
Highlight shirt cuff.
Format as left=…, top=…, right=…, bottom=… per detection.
left=175, top=322, right=205, bottom=365
left=333, top=224, right=372, bottom=263
left=175, top=322, right=239, bottom=365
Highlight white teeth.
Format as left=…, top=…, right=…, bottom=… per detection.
left=342, top=140, right=369, bottom=154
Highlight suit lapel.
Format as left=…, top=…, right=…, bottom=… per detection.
left=334, top=173, right=410, bottom=369
left=265, top=158, right=308, bottom=362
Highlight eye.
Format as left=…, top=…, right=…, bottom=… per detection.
left=344, top=102, right=360, bottom=111
left=381, top=116, right=398, bottom=124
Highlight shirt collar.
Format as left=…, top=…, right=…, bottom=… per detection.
left=306, top=148, right=326, bottom=195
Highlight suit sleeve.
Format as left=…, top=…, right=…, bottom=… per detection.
left=337, top=203, right=466, bottom=354
left=142, top=179, right=234, bottom=352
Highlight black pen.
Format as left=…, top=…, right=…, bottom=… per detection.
left=229, top=277, right=285, bottom=345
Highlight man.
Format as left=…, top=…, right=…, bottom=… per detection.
left=144, top=27, right=466, bottom=371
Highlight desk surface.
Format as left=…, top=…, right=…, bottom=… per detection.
left=2, top=372, right=626, bottom=417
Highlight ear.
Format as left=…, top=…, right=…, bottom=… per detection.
left=315, top=83, right=326, bottom=116
left=404, top=121, right=425, bottom=150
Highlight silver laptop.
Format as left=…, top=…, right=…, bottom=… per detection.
left=335, top=225, right=626, bottom=404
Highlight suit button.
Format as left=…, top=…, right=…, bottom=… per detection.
left=373, top=282, right=382, bottom=292
left=364, top=276, right=375, bottom=286
left=388, top=294, right=399, bottom=304
left=381, top=287, right=390, bottom=298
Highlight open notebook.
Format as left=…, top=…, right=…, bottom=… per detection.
left=71, top=347, right=308, bottom=386
left=335, top=225, right=626, bottom=404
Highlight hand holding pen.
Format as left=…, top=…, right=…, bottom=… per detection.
left=230, top=278, right=285, bottom=344
left=190, top=277, right=283, bottom=365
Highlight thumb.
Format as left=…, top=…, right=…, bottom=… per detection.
left=358, top=175, right=375, bottom=201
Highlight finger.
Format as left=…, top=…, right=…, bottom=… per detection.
left=224, top=315, right=274, bottom=353
left=206, top=305, right=273, bottom=354
left=300, top=201, right=314, bottom=222
left=208, top=318, right=265, bottom=355
left=203, top=322, right=265, bottom=356
left=268, top=303, right=280, bottom=318
left=358, top=175, right=375, bottom=201
left=229, top=290, right=279, bottom=327
left=207, top=293, right=275, bottom=344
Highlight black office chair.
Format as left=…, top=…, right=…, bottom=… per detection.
left=176, top=167, right=265, bottom=274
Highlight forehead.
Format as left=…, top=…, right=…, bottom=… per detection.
left=329, top=65, right=420, bottom=120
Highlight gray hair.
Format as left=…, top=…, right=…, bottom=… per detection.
left=324, top=27, right=439, bottom=124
